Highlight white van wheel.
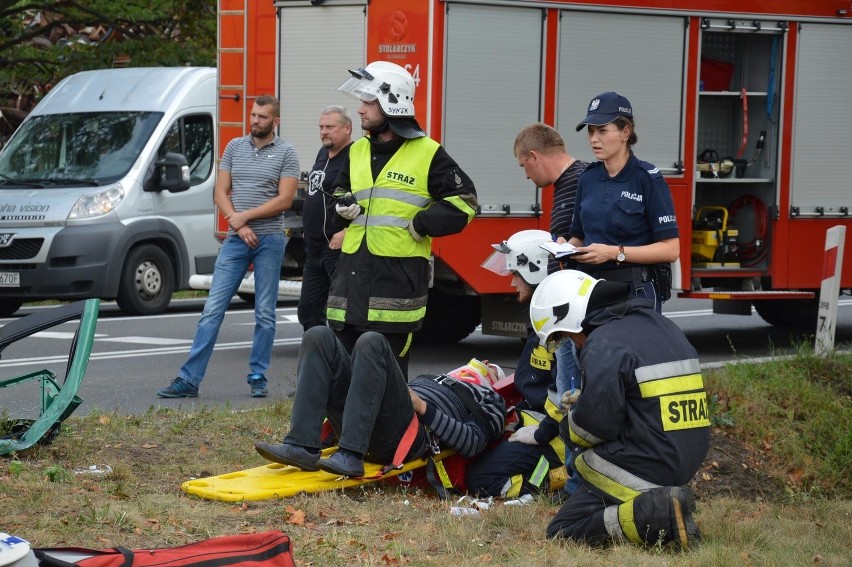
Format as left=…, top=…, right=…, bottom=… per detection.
left=116, top=244, right=174, bottom=315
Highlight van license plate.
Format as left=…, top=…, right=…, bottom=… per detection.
left=0, top=272, right=20, bottom=287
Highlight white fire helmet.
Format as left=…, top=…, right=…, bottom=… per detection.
left=337, top=61, right=416, bottom=118
left=530, top=270, right=600, bottom=352
left=481, top=229, right=552, bottom=285
left=447, top=358, right=505, bottom=389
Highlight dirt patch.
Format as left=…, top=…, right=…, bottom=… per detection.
left=690, top=427, right=787, bottom=501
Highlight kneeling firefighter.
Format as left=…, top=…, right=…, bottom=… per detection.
left=466, top=230, right=571, bottom=500
left=533, top=270, right=710, bottom=548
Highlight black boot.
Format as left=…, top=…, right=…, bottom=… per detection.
left=317, top=448, right=365, bottom=477
left=625, top=486, right=701, bottom=549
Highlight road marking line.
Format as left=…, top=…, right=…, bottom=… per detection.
left=96, top=337, right=193, bottom=345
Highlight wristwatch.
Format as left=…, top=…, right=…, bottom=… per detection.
left=616, top=245, right=626, bottom=265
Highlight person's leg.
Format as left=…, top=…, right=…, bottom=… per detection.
left=176, top=237, right=251, bottom=388
left=621, top=486, right=701, bottom=549
left=247, top=233, right=286, bottom=380
left=256, top=326, right=350, bottom=470
left=336, top=331, right=419, bottom=462
left=284, top=326, right=352, bottom=449
left=546, top=482, right=617, bottom=544
left=465, top=441, right=560, bottom=498
left=382, top=331, right=413, bottom=380
left=297, top=251, right=329, bottom=331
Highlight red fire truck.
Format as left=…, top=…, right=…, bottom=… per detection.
left=206, top=0, right=852, bottom=341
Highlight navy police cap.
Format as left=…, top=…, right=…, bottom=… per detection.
left=575, top=91, right=633, bottom=132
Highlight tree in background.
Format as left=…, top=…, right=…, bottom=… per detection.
left=0, top=0, right=216, bottom=114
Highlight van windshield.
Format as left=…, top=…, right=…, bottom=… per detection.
left=0, top=112, right=163, bottom=187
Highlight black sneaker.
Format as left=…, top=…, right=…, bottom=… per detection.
left=255, top=442, right=319, bottom=471
left=247, top=373, right=268, bottom=398
left=317, top=448, right=365, bottom=477
left=156, top=377, right=198, bottom=398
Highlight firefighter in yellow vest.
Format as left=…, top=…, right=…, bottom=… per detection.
left=531, top=270, right=709, bottom=549
left=329, top=61, right=477, bottom=377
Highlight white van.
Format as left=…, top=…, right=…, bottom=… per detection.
left=0, top=67, right=220, bottom=316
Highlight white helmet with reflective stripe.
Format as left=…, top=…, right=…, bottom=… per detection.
left=530, top=270, right=600, bottom=350
left=337, top=61, right=416, bottom=118
left=481, top=229, right=552, bottom=285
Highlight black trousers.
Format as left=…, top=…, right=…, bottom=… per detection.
left=297, top=246, right=340, bottom=331
left=465, top=439, right=562, bottom=498
left=285, top=326, right=426, bottom=463
left=334, top=324, right=412, bottom=379
left=547, top=480, right=620, bottom=544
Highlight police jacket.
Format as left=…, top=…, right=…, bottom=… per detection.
left=327, top=135, right=477, bottom=333
left=568, top=153, right=678, bottom=273
left=565, top=299, right=710, bottom=502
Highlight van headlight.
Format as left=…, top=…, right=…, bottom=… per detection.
left=69, top=184, right=126, bottom=219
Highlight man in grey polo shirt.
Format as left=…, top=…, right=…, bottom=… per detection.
left=157, top=94, right=300, bottom=399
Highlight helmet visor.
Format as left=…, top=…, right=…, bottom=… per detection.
left=337, top=73, right=378, bottom=102
left=481, top=247, right=511, bottom=277
left=545, top=333, right=572, bottom=353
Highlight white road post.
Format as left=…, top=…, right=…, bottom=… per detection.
left=815, top=225, right=846, bottom=356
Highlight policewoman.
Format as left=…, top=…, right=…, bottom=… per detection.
left=531, top=270, right=709, bottom=548
left=567, top=92, right=679, bottom=312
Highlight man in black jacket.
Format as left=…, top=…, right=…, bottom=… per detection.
left=298, top=105, right=352, bottom=331
left=531, top=270, right=709, bottom=549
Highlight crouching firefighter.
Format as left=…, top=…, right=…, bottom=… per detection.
left=254, top=326, right=505, bottom=479
left=466, top=230, right=571, bottom=500
left=531, top=270, right=710, bottom=549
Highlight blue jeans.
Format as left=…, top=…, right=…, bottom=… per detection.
left=555, top=340, right=580, bottom=400
left=178, top=233, right=286, bottom=386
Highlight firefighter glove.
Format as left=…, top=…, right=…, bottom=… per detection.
left=335, top=202, right=361, bottom=220
left=508, top=425, right=539, bottom=445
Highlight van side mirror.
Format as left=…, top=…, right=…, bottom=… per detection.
left=152, top=152, right=191, bottom=193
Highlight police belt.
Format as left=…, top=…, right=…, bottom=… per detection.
left=586, top=265, right=650, bottom=285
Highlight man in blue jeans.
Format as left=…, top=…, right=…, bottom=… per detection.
left=156, top=95, right=300, bottom=399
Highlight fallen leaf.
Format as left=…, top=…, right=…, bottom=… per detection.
left=383, top=531, right=401, bottom=541
left=381, top=553, right=399, bottom=564
left=98, top=415, right=110, bottom=425
left=701, top=472, right=712, bottom=481
left=285, top=508, right=305, bottom=526
left=141, top=442, right=158, bottom=449
left=198, top=444, right=209, bottom=455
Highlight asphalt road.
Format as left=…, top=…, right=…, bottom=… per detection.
left=1, top=296, right=850, bottom=417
